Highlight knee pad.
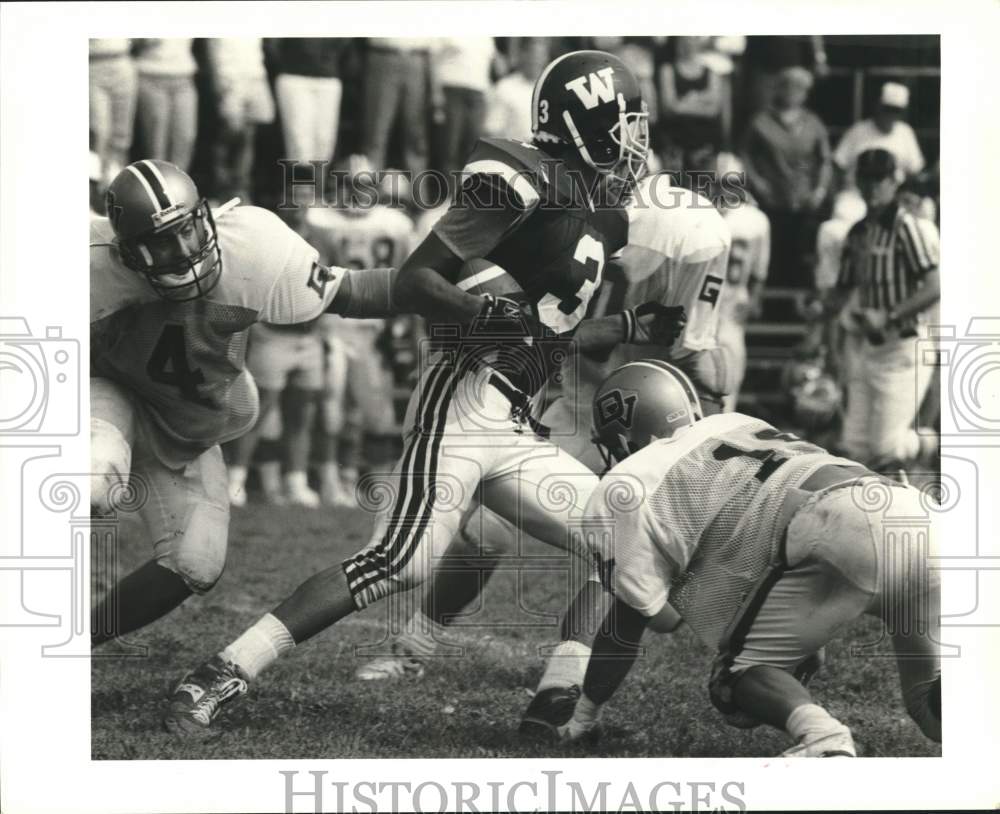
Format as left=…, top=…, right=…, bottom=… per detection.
left=155, top=502, right=229, bottom=594
left=91, top=416, right=133, bottom=515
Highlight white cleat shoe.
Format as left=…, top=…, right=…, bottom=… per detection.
left=782, top=727, right=857, bottom=757
left=321, top=480, right=356, bottom=508
left=286, top=485, right=320, bottom=508
left=355, top=653, right=426, bottom=682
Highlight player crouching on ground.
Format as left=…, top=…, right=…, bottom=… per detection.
left=529, top=360, right=941, bottom=756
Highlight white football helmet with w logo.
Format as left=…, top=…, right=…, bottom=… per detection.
left=531, top=50, right=649, bottom=190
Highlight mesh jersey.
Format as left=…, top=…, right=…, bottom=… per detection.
left=90, top=205, right=345, bottom=453
left=719, top=202, right=769, bottom=325
left=561, top=177, right=731, bottom=413
left=586, top=412, right=857, bottom=647
left=305, top=204, right=414, bottom=332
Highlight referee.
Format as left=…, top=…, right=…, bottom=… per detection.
left=819, top=148, right=940, bottom=466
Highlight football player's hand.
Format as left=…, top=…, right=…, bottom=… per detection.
left=625, top=302, right=687, bottom=346
left=468, top=294, right=544, bottom=341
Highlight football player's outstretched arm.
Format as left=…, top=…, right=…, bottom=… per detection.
left=393, top=232, right=485, bottom=324
left=573, top=303, right=689, bottom=354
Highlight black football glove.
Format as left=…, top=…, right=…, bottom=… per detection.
left=623, top=302, right=687, bottom=347
left=468, top=294, right=548, bottom=341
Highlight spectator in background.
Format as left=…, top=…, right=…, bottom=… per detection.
left=833, top=82, right=925, bottom=188
left=741, top=66, right=832, bottom=288
left=268, top=38, right=346, bottom=203
left=89, top=38, right=137, bottom=188
left=433, top=37, right=501, bottom=174
left=363, top=38, right=433, bottom=173
left=485, top=38, right=550, bottom=140
left=594, top=37, right=658, bottom=128
left=205, top=38, right=275, bottom=203
left=657, top=36, right=728, bottom=182
left=133, top=38, right=198, bottom=171
left=740, top=35, right=827, bottom=120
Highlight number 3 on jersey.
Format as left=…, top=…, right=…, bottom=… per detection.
left=146, top=324, right=214, bottom=407
left=536, top=233, right=605, bottom=333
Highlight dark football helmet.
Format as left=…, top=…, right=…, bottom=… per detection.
left=591, top=360, right=704, bottom=469
left=105, top=160, right=222, bottom=302
left=531, top=50, right=649, bottom=190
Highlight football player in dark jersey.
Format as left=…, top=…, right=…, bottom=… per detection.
left=163, top=50, right=686, bottom=737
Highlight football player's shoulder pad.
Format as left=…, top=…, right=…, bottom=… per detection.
left=462, top=137, right=550, bottom=212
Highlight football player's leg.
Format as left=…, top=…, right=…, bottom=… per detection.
left=318, top=334, right=354, bottom=506
left=724, top=483, right=882, bottom=755
left=165, top=364, right=484, bottom=734
left=869, top=485, right=942, bottom=742
left=282, top=335, right=324, bottom=506
left=529, top=597, right=649, bottom=742
left=93, top=435, right=230, bottom=646
left=480, top=443, right=603, bottom=728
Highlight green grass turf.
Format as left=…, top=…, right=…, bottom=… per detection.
left=91, top=500, right=941, bottom=760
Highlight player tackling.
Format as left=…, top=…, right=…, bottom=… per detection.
left=545, top=360, right=941, bottom=755
left=90, top=159, right=396, bottom=647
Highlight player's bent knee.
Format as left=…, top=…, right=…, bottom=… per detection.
left=90, top=417, right=133, bottom=515
left=156, top=504, right=229, bottom=594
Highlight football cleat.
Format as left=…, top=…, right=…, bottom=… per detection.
left=782, top=726, right=857, bottom=758
left=286, top=484, right=320, bottom=508
left=163, top=656, right=248, bottom=738
left=354, top=648, right=426, bottom=682
left=321, top=478, right=356, bottom=509
left=519, top=684, right=582, bottom=742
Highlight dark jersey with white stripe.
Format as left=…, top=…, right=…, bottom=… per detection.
left=837, top=202, right=939, bottom=335
left=432, top=137, right=629, bottom=396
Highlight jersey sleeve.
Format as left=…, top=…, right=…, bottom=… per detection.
left=432, top=153, right=541, bottom=260
left=672, top=226, right=732, bottom=352
left=585, top=474, right=674, bottom=618
left=899, top=214, right=939, bottom=278
left=256, top=216, right=347, bottom=324
left=836, top=223, right=863, bottom=290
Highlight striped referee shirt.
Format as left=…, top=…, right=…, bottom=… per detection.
left=837, top=201, right=939, bottom=334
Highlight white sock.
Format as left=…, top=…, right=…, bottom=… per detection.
left=221, top=613, right=295, bottom=680
left=341, top=466, right=359, bottom=486
left=228, top=466, right=248, bottom=489
left=573, top=693, right=602, bottom=724
left=397, top=610, right=443, bottom=658
left=537, top=640, right=591, bottom=692
left=284, top=470, right=309, bottom=492
left=785, top=703, right=843, bottom=741
left=258, top=461, right=282, bottom=494
left=320, top=462, right=340, bottom=489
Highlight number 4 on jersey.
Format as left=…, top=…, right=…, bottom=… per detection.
left=146, top=324, right=214, bottom=407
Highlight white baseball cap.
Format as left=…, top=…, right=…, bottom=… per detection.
left=880, top=82, right=910, bottom=109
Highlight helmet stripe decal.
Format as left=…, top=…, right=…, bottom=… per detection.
left=131, top=161, right=171, bottom=210
left=141, top=160, right=175, bottom=207
left=124, top=164, right=164, bottom=212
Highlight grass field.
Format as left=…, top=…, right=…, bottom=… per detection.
left=91, top=499, right=941, bottom=760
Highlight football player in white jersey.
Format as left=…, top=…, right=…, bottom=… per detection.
left=354, top=170, right=734, bottom=687
left=305, top=158, right=416, bottom=505
left=544, top=360, right=941, bottom=755
left=712, top=155, right=771, bottom=412
left=90, top=159, right=397, bottom=648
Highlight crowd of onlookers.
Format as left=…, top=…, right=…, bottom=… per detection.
left=90, top=35, right=939, bottom=290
